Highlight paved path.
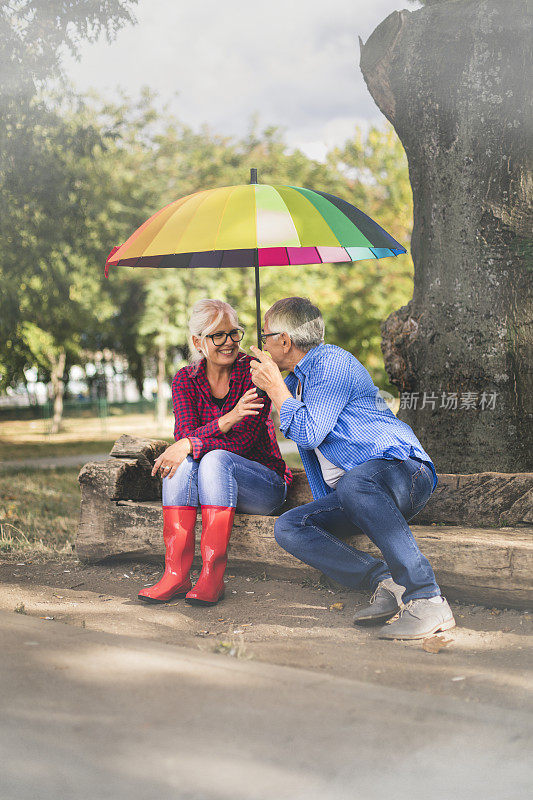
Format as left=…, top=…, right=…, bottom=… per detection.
left=1, top=609, right=531, bottom=800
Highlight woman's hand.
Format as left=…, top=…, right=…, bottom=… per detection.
left=232, top=388, right=265, bottom=422
left=218, top=388, right=264, bottom=434
left=151, top=438, right=192, bottom=479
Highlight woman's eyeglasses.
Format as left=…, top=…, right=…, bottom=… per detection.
left=207, top=329, right=245, bottom=345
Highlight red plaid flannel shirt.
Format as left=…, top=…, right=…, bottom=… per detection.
left=171, top=351, right=293, bottom=486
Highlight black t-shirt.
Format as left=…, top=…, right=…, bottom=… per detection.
left=210, top=391, right=229, bottom=410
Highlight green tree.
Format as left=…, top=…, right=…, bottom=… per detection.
left=0, top=1, right=140, bottom=426
left=0, top=91, right=151, bottom=429
left=7, top=99, right=117, bottom=430
left=112, top=104, right=415, bottom=397
left=1, top=84, right=416, bottom=418
left=1, top=0, right=138, bottom=97
left=319, top=123, right=414, bottom=389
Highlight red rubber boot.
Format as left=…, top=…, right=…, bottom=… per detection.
left=185, top=506, right=235, bottom=606
left=138, top=506, right=197, bottom=603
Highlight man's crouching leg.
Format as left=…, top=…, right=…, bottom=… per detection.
left=274, top=497, right=392, bottom=592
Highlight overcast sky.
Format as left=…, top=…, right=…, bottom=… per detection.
left=63, top=0, right=420, bottom=160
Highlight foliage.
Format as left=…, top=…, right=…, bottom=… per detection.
left=319, top=126, right=414, bottom=379
left=128, top=108, right=415, bottom=391
left=1, top=88, right=416, bottom=403
left=0, top=94, right=122, bottom=389
left=0, top=0, right=138, bottom=96
left=407, top=1, right=462, bottom=6
left=0, top=0, right=141, bottom=407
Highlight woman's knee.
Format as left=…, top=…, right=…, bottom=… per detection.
left=168, top=454, right=197, bottom=481
left=198, top=449, right=235, bottom=478
left=162, top=455, right=198, bottom=505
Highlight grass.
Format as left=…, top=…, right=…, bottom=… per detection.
left=0, top=439, right=119, bottom=460
left=0, top=410, right=304, bottom=468
left=0, top=412, right=171, bottom=552
left=0, top=413, right=175, bottom=461
left=0, top=467, right=80, bottom=553
left=0, top=409, right=301, bottom=555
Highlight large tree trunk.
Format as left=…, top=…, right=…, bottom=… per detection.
left=360, top=0, right=532, bottom=473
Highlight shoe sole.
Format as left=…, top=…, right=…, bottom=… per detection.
left=353, top=608, right=400, bottom=625
left=137, top=591, right=188, bottom=604
left=184, top=592, right=225, bottom=607
left=378, top=617, right=456, bottom=640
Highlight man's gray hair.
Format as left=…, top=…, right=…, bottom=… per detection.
left=265, top=297, right=325, bottom=352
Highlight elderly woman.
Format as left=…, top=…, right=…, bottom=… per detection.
left=138, top=298, right=292, bottom=607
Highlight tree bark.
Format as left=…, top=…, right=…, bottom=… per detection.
left=49, top=349, right=66, bottom=435
left=360, top=0, right=533, bottom=473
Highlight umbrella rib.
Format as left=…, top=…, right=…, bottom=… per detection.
left=156, top=189, right=211, bottom=254
left=288, top=186, right=345, bottom=247
left=268, top=185, right=301, bottom=247
left=212, top=187, right=235, bottom=252
left=111, top=199, right=179, bottom=263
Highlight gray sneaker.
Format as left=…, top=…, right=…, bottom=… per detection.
left=353, top=578, right=406, bottom=624
left=377, top=596, right=456, bottom=639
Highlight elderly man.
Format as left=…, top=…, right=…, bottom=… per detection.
left=249, top=296, right=455, bottom=639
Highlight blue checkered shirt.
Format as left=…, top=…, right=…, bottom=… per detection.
left=279, top=343, right=438, bottom=500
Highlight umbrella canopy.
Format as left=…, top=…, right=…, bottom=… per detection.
left=106, top=182, right=406, bottom=273
left=105, top=171, right=408, bottom=355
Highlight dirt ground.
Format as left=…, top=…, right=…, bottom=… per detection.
left=1, top=551, right=531, bottom=713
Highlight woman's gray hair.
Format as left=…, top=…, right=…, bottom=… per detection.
left=188, top=299, right=243, bottom=363
left=264, top=297, right=325, bottom=352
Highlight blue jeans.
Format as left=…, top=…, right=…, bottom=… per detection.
left=274, top=456, right=440, bottom=604
left=163, top=451, right=288, bottom=515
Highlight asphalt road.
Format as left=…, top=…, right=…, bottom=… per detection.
left=1, top=610, right=531, bottom=800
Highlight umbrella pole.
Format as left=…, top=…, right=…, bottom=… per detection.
left=253, top=240, right=267, bottom=397
left=250, top=168, right=262, bottom=350
left=250, top=168, right=266, bottom=398
left=254, top=262, right=262, bottom=350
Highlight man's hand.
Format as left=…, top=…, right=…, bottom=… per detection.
left=151, top=438, right=192, bottom=479
left=249, top=345, right=292, bottom=412
left=249, top=345, right=284, bottom=391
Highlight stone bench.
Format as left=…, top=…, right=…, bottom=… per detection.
left=76, top=435, right=533, bottom=610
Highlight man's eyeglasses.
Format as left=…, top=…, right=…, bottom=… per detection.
left=260, top=332, right=281, bottom=344
left=206, top=329, right=245, bottom=346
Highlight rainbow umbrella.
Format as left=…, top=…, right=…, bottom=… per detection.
left=105, top=169, right=407, bottom=348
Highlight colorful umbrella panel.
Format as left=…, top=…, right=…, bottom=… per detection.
left=105, top=184, right=406, bottom=273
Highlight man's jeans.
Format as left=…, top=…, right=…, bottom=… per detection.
left=274, top=456, right=440, bottom=604
left=163, top=451, right=287, bottom=514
